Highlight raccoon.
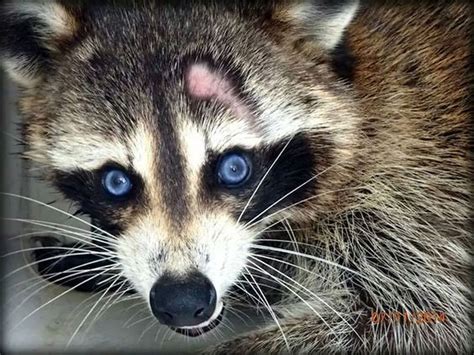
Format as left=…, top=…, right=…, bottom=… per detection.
left=1, top=0, right=472, bottom=353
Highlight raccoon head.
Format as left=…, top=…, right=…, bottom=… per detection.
left=1, top=0, right=359, bottom=333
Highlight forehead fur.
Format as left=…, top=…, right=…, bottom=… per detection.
left=18, top=0, right=359, bottom=183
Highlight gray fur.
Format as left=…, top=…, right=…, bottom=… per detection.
left=1, top=0, right=471, bottom=353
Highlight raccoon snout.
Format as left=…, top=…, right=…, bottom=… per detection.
left=149, top=271, right=217, bottom=327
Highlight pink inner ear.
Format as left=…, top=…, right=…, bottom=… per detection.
left=185, top=63, right=251, bottom=119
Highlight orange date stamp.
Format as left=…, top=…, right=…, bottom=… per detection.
left=371, top=311, right=447, bottom=325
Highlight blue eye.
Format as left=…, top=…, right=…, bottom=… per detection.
left=217, top=152, right=251, bottom=187
left=102, top=169, right=133, bottom=197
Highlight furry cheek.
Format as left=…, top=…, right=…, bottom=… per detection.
left=195, top=214, right=257, bottom=299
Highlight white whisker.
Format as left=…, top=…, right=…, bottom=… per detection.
left=246, top=185, right=366, bottom=230
left=86, top=280, right=131, bottom=331
left=2, top=246, right=110, bottom=258
left=243, top=156, right=357, bottom=228
left=4, top=217, right=118, bottom=248
left=243, top=266, right=290, bottom=350
left=9, top=257, right=120, bottom=314
left=3, top=250, right=117, bottom=280
left=1, top=192, right=118, bottom=241
left=237, top=135, right=294, bottom=223
left=12, top=266, right=118, bottom=331
left=250, top=244, right=398, bottom=292
left=248, top=252, right=342, bottom=286
left=247, top=256, right=364, bottom=343
left=66, top=272, right=124, bottom=347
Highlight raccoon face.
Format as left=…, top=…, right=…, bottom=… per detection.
left=1, top=0, right=359, bottom=331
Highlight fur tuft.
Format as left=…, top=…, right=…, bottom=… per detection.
left=0, top=0, right=79, bottom=87
left=273, top=0, right=359, bottom=50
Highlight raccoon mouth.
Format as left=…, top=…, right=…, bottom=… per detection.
left=171, top=302, right=225, bottom=337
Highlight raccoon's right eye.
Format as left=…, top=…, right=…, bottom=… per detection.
left=102, top=169, right=133, bottom=197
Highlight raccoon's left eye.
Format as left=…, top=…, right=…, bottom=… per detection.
left=102, top=169, right=133, bottom=197
left=217, top=152, right=251, bottom=187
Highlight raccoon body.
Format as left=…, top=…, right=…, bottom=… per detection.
left=1, top=0, right=471, bottom=353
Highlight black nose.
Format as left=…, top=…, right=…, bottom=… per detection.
left=149, top=272, right=217, bottom=327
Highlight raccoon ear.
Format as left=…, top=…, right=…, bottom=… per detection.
left=0, top=1, right=80, bottom=87
left=272, top=0, right=359, bottom=50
